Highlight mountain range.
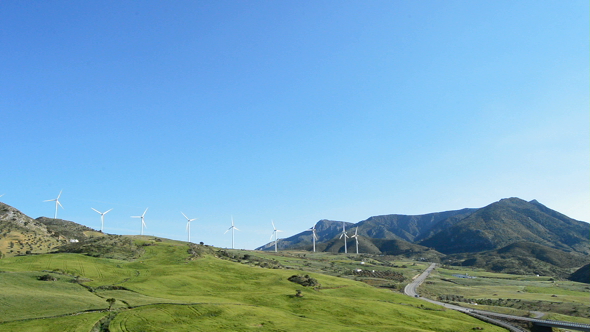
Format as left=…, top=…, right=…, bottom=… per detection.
left=257, top=197, right=589, bottom=278
left=1, top=197, right=588, bottom=279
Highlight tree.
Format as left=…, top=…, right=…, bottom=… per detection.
left=106, top=298, right=116, bottom=311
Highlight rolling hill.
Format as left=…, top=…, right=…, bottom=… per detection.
left=0, top=237, right=508, bottom=332
left=0, top=202, right=142, bottom=260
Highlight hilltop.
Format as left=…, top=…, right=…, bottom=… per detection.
left=419, top=198, right=589, bottom=254
left=0, top=203, right=143, bottom=260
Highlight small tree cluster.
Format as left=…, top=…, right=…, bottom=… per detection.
left=288, top=274, right=320, bottom=287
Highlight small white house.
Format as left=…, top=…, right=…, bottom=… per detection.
left=69, top=239, right=79, bottom=243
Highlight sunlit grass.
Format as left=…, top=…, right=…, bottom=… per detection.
left=0, top=238, right=537, bottom=331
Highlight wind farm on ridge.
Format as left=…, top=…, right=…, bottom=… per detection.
left=35, top=190, right=362, bottom=252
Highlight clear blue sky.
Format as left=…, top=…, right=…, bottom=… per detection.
left=1, top=1, right=588, bottom=249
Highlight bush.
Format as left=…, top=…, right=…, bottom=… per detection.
left=288, top=274, right=320, bottom=287
left=38, top=274, right=58, bottom=281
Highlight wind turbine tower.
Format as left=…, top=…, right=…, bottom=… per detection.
left=91, top=208, right=113, bottom=232
left=271, top=220, right=283, bottom=252
left=181, top=212, right=197, bottom=243
left=351, top=227, right=360, bottom=254
left=339, top=222, right=349, bottom=254
left=309, top=223, right=318, bottom=252
left=224, top=216, right=239, bottom=249
left=131, top=208, right=148, bottom=235
left=44, top=190, right=64, bottom=219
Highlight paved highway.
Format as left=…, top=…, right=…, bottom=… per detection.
left=404, top=263, right=590, bottom=332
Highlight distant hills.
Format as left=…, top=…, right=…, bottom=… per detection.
left=419, top=198, right=589, bottom=255
left=257, top=198, right=589, bottom=278
left=1, top=197, right=588, bottom=279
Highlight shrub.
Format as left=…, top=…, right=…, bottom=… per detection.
left=38, top=274, right=57, bottom=281
left=288, top=274, right=320, bottom=287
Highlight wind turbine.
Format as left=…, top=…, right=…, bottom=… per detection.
left=224, top=216, right=239, bottom=249
left=309, top=223, right=318, bottom=252
left=339, top=222, right=349, bottom=254
left=271, top=220, right=283, bottom=252
left=351, top=227, right=360, bottom=254
left=181, top=212, right=197, bottom=243
left=91, top=208, right=113, bottom=232
left=44, top=190, right=64, bottom=219
left=131, top=208, right=148, bottom=235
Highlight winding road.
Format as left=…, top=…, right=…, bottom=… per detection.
left=404, top=263, right=590, bottom=332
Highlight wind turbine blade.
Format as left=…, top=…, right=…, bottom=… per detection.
left=142, top=220, right=147, bottom=228
left=91, top=208, right=100, bottom=214
left=181, top=212, right=189, bottom=220
left=234, top=227, right=240, bottom=231
left=271, top=220, right=275, bottom=229
left=44, top=199, right=55, bottom=202
left=224, top=228, right=231, bottom=234
left=57, top=201, right=64, bottom=209
left=104, top=208, right=113, bottom=214
left=142, top=208, right=148, bottom=217
left=57, top=190, right=62, bottom=199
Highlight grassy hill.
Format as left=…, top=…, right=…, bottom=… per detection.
left=0, top=237, right=508, bottom=332
left=569, top=263, right=590, bottom=284
left=0, top=202, right=144, bottom=261
left=0, top=203, right=64, bottom=257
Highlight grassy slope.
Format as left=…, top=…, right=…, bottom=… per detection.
left=0, top=238, right=507, bottom=332
left=0, top=312, right=106, bottom=332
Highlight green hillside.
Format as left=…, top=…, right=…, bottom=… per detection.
left=0, top=237, right=507, bottom=332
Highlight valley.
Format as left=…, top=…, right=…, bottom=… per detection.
left=0, top=198, right=588, bottom=331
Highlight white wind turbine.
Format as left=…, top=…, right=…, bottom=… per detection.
left=271, top=220, right=283, bottom=252
left=351, top=227, right=360, bottom=254
left=224, top=216, right=239, bottom=249
left=181, top=212, right=197, bottom=243
left=339, top=222, right=349, bottom=254
left=44, top=190, right=64, bottom=219
left=131, top=208, right=148, bottom=235
left=309, top=223, right=318, bottom=252
left=91, top=208, right=113, bottom=232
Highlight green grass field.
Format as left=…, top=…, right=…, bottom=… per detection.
left=420, top=265, right=590, bottom=323
left=0, top=237, right=509, bottom=331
